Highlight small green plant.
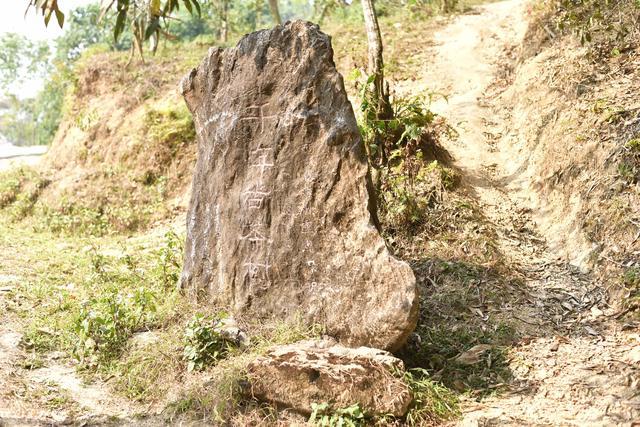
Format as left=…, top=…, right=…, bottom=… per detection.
left=626, top=138, right=640, bottom=152
left=617, top=162, right=636, bottom=182
left=183, top=312, right=232, bottom=372
left=622, top=267, right=639, bottom=311
left=155, top=231, right=184, bottom=288
left=402, top=368, right=460, bottom=425
left=73, top=285, right=157, bottom=364
left=309, top=403, right=366, bottom=427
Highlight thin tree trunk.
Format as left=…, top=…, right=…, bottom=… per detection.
left=317, top=2, right=329, bottom=25
left=221, top=0, right=229, bottom=43
left=268, top=0, right=282, bottom=25
left=360, top=0, right=391, bottom=120
left=361, top=0, right=391, bottom=194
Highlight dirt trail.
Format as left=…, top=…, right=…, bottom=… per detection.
left=0, top=278, right=154, bottom=425
left=0, top=143, right=47, bottom=172
left=413, top=1, right=640, bottom=425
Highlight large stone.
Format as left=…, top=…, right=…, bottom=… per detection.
left=179, top=21, right=418, bottom=351
left=245, top=338, right=412, bottom=417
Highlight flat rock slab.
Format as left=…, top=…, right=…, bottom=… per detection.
left=180, top=20, right=417, bottom=350
left=246, top=339, right=412, bottom=416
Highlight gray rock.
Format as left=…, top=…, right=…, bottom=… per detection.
left=179, top=20, right=418, bottom=351
left=245, top=338, right=413, bottom=416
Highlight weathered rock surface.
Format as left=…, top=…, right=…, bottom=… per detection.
left=245, top=338, right=412, bottom=416
left=180, top=20, right=418, bottom=351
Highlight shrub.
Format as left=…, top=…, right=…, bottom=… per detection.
left=354, top=71, right=456, bottom=231
left=554, top=0, right=639, bottom=50
left=73, top=285, right=157, bottom=364
left=183, top=312, right=233, bottom=372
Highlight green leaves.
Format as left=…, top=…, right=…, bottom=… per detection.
left=309, top=403, right=366, bottom=427
left=26, top=0, right=65, bottom=28
left=183, top=312, right=232, bottom=372
left=0, top=33, right=51, bottom=89
left=28, top=0, right=202, bottom=60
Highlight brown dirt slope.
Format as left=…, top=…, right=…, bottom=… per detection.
left=30, top=46, right=208, bottom=233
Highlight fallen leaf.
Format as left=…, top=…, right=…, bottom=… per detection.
left=454, top=344, right=492, bottom=365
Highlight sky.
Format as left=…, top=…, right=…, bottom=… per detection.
left=0, top=0, right=91, bottom=97
left=0, top=0, right=90, bottom=40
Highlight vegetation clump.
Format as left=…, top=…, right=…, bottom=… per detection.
left=622, top=267, right=640, bottom=314
left=183, top=312, right=234, bottom=372
left=309, top=403, right=366, bottom=427
left=354, top=72, right=458, bottom=234
left=402, top=368, right=460, bottom=425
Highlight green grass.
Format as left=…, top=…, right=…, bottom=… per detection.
left=622, top=267, right=640, bottom=315
left=0, top=208, right=325, bottom=420
left=1, top=214, right=185, bottom=361
left=402, top=368, right=460, bottom=425
left=0, top=165, right=167, bottom=236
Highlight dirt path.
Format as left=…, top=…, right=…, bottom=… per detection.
left=412, top=1, right=640, bottom=425
left=0, top=262, right=154, bottom=426
left=0, top=143, right=47, bottom=172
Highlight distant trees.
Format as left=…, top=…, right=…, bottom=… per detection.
left=0, top=4, right=118, bottom=146
left=0, top=34, right=54, bottom=146
left=26, top=0, right=285, bottom=57
left=0, top=34, right=50, bottom=90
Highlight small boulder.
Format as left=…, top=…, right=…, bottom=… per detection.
left=245, top=338, right=412, bottom=417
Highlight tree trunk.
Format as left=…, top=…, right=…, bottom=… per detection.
left=360, top=0, right=391, bottom=121
left=221, top=0, right=229, bottom=43
left=268, top=0, right=282, bottom=25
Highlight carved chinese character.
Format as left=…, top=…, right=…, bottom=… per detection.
left=244, top=259, right=271, bottom=280
left=249, top=148, right=274, bottom=179
left=241, top=224, right=271, bottom=244
left=240, top=103, right=277, bottom=132
left=242, top=185, right=271, bottom=209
